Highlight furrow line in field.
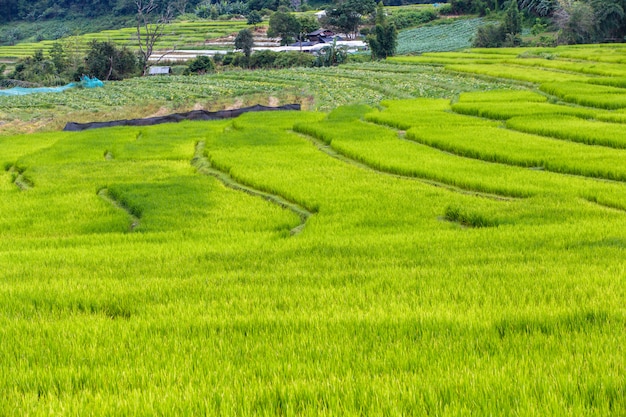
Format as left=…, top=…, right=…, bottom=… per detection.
left=293, top=131, right=515, bottom=202
left=97, top=188, right=140, bottom=232
left=582, top=196, right=626, bottom=214
left=192, top=141, right=312, bottom=236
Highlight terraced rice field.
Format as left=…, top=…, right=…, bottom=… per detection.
left=2, top=43, right=626, bottom=414
left=0, top=20, right=254, bottom=62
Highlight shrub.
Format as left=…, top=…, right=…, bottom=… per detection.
left=387, top=9, right=438, bottom=30
left=472, top=24, right=505, bottom=47
left=249, top=50, right=278, bottom=68
left=184, top=55, right=215, bottom=74
left=273, top=52, right=316, bottom=68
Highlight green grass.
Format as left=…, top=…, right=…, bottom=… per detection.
left=2, top=108, right=626, bottom=415
left=451, top=100, right=599, bottom=120
left=506, top=115, right=626, bottom=148
left=4, top=41, right=626, bottom=416
left=541, top=81, right=626, bottom=110
left=446, top=63, right=592, bottom=83
left=0, top=62, right=512, bottom=133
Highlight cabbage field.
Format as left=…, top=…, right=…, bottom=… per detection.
left=1, top=43, right=626, bottom=415
left=396, top=18, right=484, bottom=55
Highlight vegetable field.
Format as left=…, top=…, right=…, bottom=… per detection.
left=2, top=43, right=626, bottom=415
left=396, top=18, right=484, bottom=55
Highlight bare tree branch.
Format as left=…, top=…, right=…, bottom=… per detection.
left=135, top=0, right=173, bottom=76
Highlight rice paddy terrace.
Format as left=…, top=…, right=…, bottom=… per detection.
left=1, top=44, right=626, bottom=414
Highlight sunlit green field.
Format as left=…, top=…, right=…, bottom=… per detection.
left=2, top=43, right=626, bottom=414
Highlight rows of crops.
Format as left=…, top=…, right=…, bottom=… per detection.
left=3, top=40, right=626, bottom=414
left=0, top=61, right=515, bottom=133
left=396, top=17, right=484, bottom=55
left=0, top=19, right=253, bottom=61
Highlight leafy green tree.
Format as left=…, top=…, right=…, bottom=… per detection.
left=267, top=11, right=300, bottom=45
left=323, top=0, right=376, bottom=38
left=367, top=23, right=397, bottom=59
left=49, top=42, right=68, bottom=74
left=247, top=10, right=263, bottom=27
left=10, top=49, right=59, bottom=84
left=590, top=0, right=626, bottom=40
left=315, top=39, right=348, bottom=66
left=472, top=24, right=505, bottom=47
left=235, top=28, right=255, bottom=63
left=556, top=1, right=596, bottom=44
left=519, top=0, right=558, bottom=16
left=184, top=55, right=215, bottom=74
left=366, top=2, right=397, bottom=60
left=502, top=0, right=522, bottom=36
left=2, top=27, right=22, bottom=45
left=296, top=15, right=319, bottom=35
left=85, top=40, right=138, bottom=80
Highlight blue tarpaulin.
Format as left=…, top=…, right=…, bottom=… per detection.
left=0, top=76, right=104, bottom=96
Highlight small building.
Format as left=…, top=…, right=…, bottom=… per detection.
left=307, top=29, right=335, bottom=43
left=148, top=66, right=172, bottom=75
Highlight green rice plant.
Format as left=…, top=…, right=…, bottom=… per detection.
left=541, top=81, right=626, bottom=110
left=407, top=122, right=626, bottom=181
left=469, top=47, right=536, bottom=55
left=451, top=101, right=598, bottom=120
left=589, top=77, right=626, bottom=88
left=5, top=42, right=626, bottom=415
left=389, top=56, right=508, bottom=65
left=302, top=99, right=626, bottom=209
left=2, top=108, right=626, bottom=415
left=457, top=90, right=547, bottom=103
left=549, top=44, right=626, bottom=63
left=446, top=64, right=592, bottom=83
left=506, top=115, right=626, bottom=148
left=511, top=58, right=626, bottom=77
left=365, top=98, right=500, bottom=130
left=444, top=205, right=500, bottom=228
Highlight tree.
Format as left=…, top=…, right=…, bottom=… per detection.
left=590, top=0, right=626, bottom=40
left=519, top=0, right=558, bottom=16
left=556, top=1, right=596, bottom=44
left=267, top=11, right=300, bottom=45
left=171, top=0, right=189, bottom=16
left=367, top=22, right=397, bottom=59
left=323, top=0, right=376, bottom=39
left=472, top=24, right=506, bottom=47
left=247, top=10, right=263, bottom=27
left=235, top=28, right=254, bottom=63
left=184, top=55, right=215, bottom=74
left=49, top=42, right=68, bottom=74
left=366, top=2, right=397, bottom=59
left=135, top=0, right=173, bottom=76
left=10, top=49, right=58, bottom=84
left=85, top=40, right=138, bottom=80
left=502, top=0, right=522, bottom=36
left=297, top=15, right=319, bottom=35
left=316, top=39, right=348, bottom=66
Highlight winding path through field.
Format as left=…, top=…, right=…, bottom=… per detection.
left=192, top=141, right=313, bottom=235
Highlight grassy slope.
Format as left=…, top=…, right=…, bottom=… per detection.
left=2, top=43, right=626, bottom=415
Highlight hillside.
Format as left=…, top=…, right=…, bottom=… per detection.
left=1, top=44, right=626, bottom=414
